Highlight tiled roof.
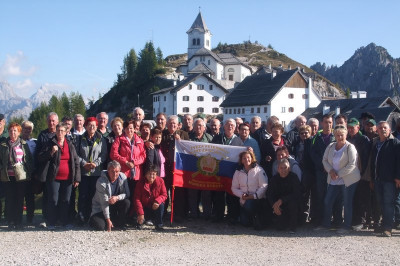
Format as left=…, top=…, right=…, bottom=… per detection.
left=188, top=63, right=215, bottom=75
left=186, top=12, right=209, bottom=33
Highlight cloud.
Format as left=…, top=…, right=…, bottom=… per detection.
left=0, top=51, right=37, bottom=80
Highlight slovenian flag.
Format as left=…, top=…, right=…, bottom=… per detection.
left=173, top=140, right=247, bottom=193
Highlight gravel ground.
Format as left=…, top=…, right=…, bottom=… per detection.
left=0, top=219, right=399, bottom=265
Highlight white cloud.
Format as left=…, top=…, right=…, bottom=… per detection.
left=0, top=51, right=37, bottom=80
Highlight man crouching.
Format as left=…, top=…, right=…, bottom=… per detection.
left=89, top=160, right=130, bottom=231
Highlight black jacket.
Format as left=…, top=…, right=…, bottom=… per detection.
left=285, top=127, right=300, bottom=155
left=310, top=130, right=334, bottom=172
left=347, top=132, right=370, bottom=176
left=260, top=136, right=288, bottom=179
left=35, top=129, right=56, bottom=181
left=370, top=135, right=400, bottom=182
left=145, top=145, right=163, bottom=175
left=267, top=172, right=302, bottom=205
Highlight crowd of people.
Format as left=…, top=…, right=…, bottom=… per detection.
left=0, top=109, right=399, bottom=237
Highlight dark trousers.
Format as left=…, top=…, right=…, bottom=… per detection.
left=188, top=189, right=212, bottom=218
left=144, top=203, right=165, bottom=226
left=24, top=180, right=35, bottom=223
left=89, top=199, right=130, bottom=230
left=212, top=191, right=225, bottom=220
left=374, top=180, right=396, bottom=231
left=46, top=179, right=72, bottom=226
left=273, top=200, right=299, bottom=230
left=352, top=180, right=372, bottom=225
left=68, top=185, right=77, bottom=223
left=395, top=188, right=400, bottom=225
left=78, top=175, right=99, bottom=221
left=3, top=178, right=27, bottom=225
left=240, top=199, right=263, bottom=226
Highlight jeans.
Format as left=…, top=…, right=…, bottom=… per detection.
left=323, top=182, right=358, bottom=229
left=352, top=180, right=372, bottom=226
left=144, top=202, right=165, bottom=227
left=374, top=180, right=396, bottom=230
left=240, top=199, right=259, bottom=226
left=46, top=179, right=72, bottom=226
left=78, top=175, right=99, bottom=221
left=89, top=199, right=131, bottom=230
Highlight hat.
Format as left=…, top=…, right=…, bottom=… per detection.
left=0, top=114, right=4, bottom=120
left=348, top=118, right=360, bottom=127
left=366, top=119, right=376, bottom=126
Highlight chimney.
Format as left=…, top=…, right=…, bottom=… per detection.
left=322, top=104, right=330, bottom=115
left=178, top=74, right=184, bottom=81
left=173, top=80, right=177, bottom=86
left=268, top=63, right=272, bottom=70
left=288, top=65, right=291, bottom=70
left=335, top=106, right=340, bottom=116
left=271, top=71, right=276, bottom=79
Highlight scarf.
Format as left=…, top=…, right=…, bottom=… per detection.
left=8, top=137, right=21, bottom=166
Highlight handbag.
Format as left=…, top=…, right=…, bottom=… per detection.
left=13, top=162, right=27, bottom=181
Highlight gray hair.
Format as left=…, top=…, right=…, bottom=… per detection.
left=107, top=160, right=121, bottom=170
left=267, top=115, right=279, bottom=123
left=47, top=112, right=59, bottom=121
left=168, top=115, right=179, bottom=123
left=184, top=114, right=193, bottom=119
left=277, top=158, right=290, bottom=168
left=74, top=114, right=84, bottom=120
left=224, top=118, right=236, bottom=127
left=251, top=116, right=261, bottom=123
left=96, top=112, right=108, bottom=120
left=307, top=118, right=319, bottom=125
left=377, top=121, right=390, bottom=129
left=296, top=115, right=306, bottom=123
left=21, top=120, right=34, bottom=130
left=235, top=117, right=243, bottom=124
left=133, top=107, right=144, bottom=115
left=56, top=122, right=68, bottom=132
left=194, top=118, right=205, bottom=127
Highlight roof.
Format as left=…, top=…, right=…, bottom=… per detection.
left=188, top=63, right=215, bottom=75
left=188, top=47, right=223, bottom=64
left=186, top=12, right=209, bottom=34
left=220, top=69, right=301, bottom=107
left=301, top=96, right=400, bottom=122
left=151, top=73, right=228, bottom=95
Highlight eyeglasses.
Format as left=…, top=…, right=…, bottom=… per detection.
left=300, top=132, right=310, bottom=135
left=334, top=125, right=346, bottom=130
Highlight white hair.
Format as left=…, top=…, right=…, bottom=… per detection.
left=224, top=118, right=236, bottom=127
left=96, top=112, right=108, bottom=120
left=47, top=112, right=59, bottom=121
left=22, top=120, right=34, bottom=130
left=251, top=116, right=261, bottom=123
left=307, top=118, right=319, bottom=125
left=194, top=118, right=205, bottom=127
left=133, top=107, right=144, bottom=115
left=168, top=115, right=179, bottom=123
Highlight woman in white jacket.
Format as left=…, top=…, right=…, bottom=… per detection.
left=231, top=150, right=268, bottom=229
left=320, top=125, right=360, bottom=234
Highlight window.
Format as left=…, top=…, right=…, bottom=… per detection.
left=229, top=109, right=232, bottom=114
left=164, top=96, right=166, bottom=101
left=197, top=107, right=204, bottom=113
left=206, top=40, right=209, bottom=47
left=225, top=109, right=228, bottom=114
left=153, top=97, right=156, bottom=102
left=289, top=107, right=294, bottom=113
left=208, top=60, right=210, bottom=65
left=209, top=85, right=213, bottom=90
left=212, top=108, right=219, bottom=113
left=183, top=107, right=189, bottom=112
left=229, top=75, right=234, bottom=81
left=281, top=107, right=286, bottom=113
left=233, top=109, right=236, bottom=114
left=163, top=107, right=166, bottom=112
left=196, top=38, right=200, bottom=45
left=228, top=68, right=235, bottom=72
left=242, top=108, right=245, bottom=114
left=264, top=107, right=268, bottom=113
left=182, top=96, right=189, bottom=101
left=302, top=94, right=308, bottom=99
left=257, top=107, right=260, bottom=113
left=158, top=96, right=160, bottom=101
left=198, top=84, right=204, bottom=90
left=192, top=39, right=196, bottom=45
left=195, top=60, right=198, bottom=66
left=200, top=56, right=205, bottom=62
left=197, top=96, right=204, bottom=101
left=189, top=84, right=192, bottom=90
left=288, top=93, right=294, bottom=99
left=212, top=96, right=219, bottom=102
left=282, top=121, right=286, bottom=128
left=251, top=107, right=254, bottom=113
left=237, top=108, right=241, bottom=114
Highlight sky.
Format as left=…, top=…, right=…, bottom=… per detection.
left=1, top=0, right=399, bottom=100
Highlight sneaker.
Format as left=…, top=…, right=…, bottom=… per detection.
left=135, top=224, right=143, bottom=230
left=352, top=224, right=363, bottom=231
left=382, top=230, right=392, bottom=237
left=145, top=220, right=154, bottom=226
left=394, top=223, right=400, bottom=231
left=7, top=224, right=15, bottom=231
left=39, top=222, right=47, bottom=228
left=337, top=228, right=350, bottom=235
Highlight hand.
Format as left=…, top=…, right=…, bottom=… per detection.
left=126, top=162, right=134, bottom=169
left=73, top=182, right=79, bottom=188
left=90, top=163, right=96, bottom=169
left=109, top=196, right=119, bottom=205
left=137, top=215, right=145, bottom=225
left=145, top=141, right=154, bottom=149
left=51, top=145, right=58, bottom=156
left=106, top=218, right=113, bottom=232
left=272, top=199, right=282, bottom=211
left=266, top=156, right=272, bottom=162
left=174, top=134, right=181, bottom=140
left=395, top=179, right=400, bottom=189
left=329, top=169, right=338, bottom=180
left=247, top=147, right=253, bottom=154
left=83, top=163, right=92, bottom=171
left=273, top=206, right=282, bottom=216
left=152, top=202, right=160, bottom=210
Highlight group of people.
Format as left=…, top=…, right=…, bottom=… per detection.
left=0, top=109, right=399, bottom=237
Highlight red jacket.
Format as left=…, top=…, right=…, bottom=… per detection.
left=110, top=133, right=146, bottom=180
left=134, top=177, right=167, bottom=216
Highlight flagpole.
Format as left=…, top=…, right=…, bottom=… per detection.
left=170, top=185, right=175, bottom=226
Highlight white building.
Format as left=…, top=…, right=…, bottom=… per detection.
left=220, top=68, right=321, bottom=131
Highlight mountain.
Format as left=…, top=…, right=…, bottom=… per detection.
left=310, top=43, right=400, bottom=98
left=0, top=82, right=59, bottom=119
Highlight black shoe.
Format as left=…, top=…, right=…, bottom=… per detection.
left=7, top=224, right=15, bottom=231
left=14, top=224, right=24, bottom=231
left=212, top=217, right=223, bottom=223
left=135, top=224, right=143, bottom=230
left=155, top=225, right=165, bottom=231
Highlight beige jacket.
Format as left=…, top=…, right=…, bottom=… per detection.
left=322, top=141, right=360, bottom=187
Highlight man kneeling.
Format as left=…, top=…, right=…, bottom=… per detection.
left=89, top=160, right=130, bottom=231
left=134, top=165, right=167, bottom=231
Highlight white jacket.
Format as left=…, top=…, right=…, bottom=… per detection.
left=231, top=164, right=268, bottom=205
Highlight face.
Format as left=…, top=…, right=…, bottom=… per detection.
left=276, top=150, right=288, bottom=160
left=266, top=119, right=275, bottom=133
left=322, top=117, right=333, bottom=133
left=299, top=130, right=310, bottom=141
left=250, top=118, right=261, bottom=132
left=86, top=121, right=97, bottom=135
left=377, top=123, right=391, bottom=139
left=184, top=115, right=193, bottom=129
left=224, top=121, right=235, bottom=136
left=21, top=125, right=33, bottom=140
left=134, top=121, right=141, bottom=133
left=309, top=121, right=319, bottom=136
left=156, top=115, right=166, bottom=129
left=9, top=126, right=21, bottom=141
left=347, top=125, right=359, bottom=137
left=335, top=117, right=346, bottom=126
left=56, top=126, right=67, bottom=140
left=97, top=114, right=108, bottom=128
left=47, top=115, right=59, bottom=132
left=239, top=125, right=250, bottom=140
left=277, top=163, right=290, bottom=178
left=241, top=153, right=252, bottom=167
left=334, top=131, right=347, bottom=143
left=145, top=171, right=157, bottom=184
left=235, top=119, right=243, bottom=132
left=63, top=120, right=73, bottom=133
left=364, top=123, right=376, bottom=134
left=194, top=121, right=205, bottom=135
left=151, top=134, right=162, bottom=145
left=167, top=119, right=178, bottom=134
left=112, top=121, right=123, bottom=136
left=107, top=166, right=120, bottom=182
left=210, top=119, right=220, bottom=134
left=0, top=119, right=5, bottom=130
left=124, top=123, right=135, bottom=138
left=141, top=126, right=151, bottom=140
left=133, top=109, right=144, bottom=121
left=296, top=117, right=307, bottom=129
left=74, top=116, right=84, bottom=129
left=271, top=127, right=282, bottom=140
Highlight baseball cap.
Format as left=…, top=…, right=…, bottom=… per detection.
left=0, top=114, right=4, bottom=120
left=366, top=119, right=376, bottom=126
left=347, top=118, right=360, bottom=127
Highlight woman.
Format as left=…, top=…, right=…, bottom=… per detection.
left=0, top=123, right=34, bottom=230
left=231, top=151, right=268, bottom=229
left=272, top=146, right=302, bottom=181
left=294, top=125, right=311, bottom=163
left=134, top=165, right=167, bottom=231
left=76, top=117, right=108, bottom=223
left=110, top=119, right=146, bottom=194
left=40, top=123, right=80, bottom=229
left=145, top=128, right=165, bottom=178
left=140, top=122, right=152, bottom=143
left=261, top=123, right=288, bottom=179
left=320, top=125, right=360, bottom=234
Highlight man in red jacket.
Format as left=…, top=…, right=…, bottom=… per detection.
left=134, top=165, right=167, bottom=231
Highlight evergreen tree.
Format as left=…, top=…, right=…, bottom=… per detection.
left=156, top=47, right=164, bottom=65
left=70, top=92, right=86, bottom=116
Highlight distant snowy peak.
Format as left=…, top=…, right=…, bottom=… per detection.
left=30, top=85, right=59, bottom=107
left=0, top=81, right=20, bottom=100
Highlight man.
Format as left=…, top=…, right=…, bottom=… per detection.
left=155, top=112, right=167, bottom=132
left=208, top=118, right=221, bottom=137
left=265, top=116, right=279, bottom=140
left=307, top=118, right=319, bottom=137
left=211, top=119, right=244, bottom=223
left=346, top=118, right=372, bottom=230
left=364, top=119, right=378, bottom=141
left=234, top=117, right=243, bottom=136
left=21, top=121, right=37, bottom=224
left=72, top=114, right=85, bottom=135
left=250, top=116, right=269, bottom=147
left=286, top=115, right=307, bottom=155
left=183, top=114, right=194, bottom=133
left=188, top=118, right=213, bottom=219
left=238, top=122, right=261, bottom=162
left=36, top=112, right=59, bottom=228
left=392, top=118, right=400, bottom=229
left=371, top=121, right=400, bottom=237
left=132, top=107, right=145, bottom=122
left=96, top=112, right=110, bottom=137
left=160, top=115, right=189, bottom=222
left=0, top=113, right=8, bottom=141
left=359, top=112, right=375, bottom=135
left=89, top=161, right=130, bottom=232
left=335, top=114, right=347, bottom=126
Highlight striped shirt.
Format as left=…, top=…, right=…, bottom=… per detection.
left=8, top=144, right=24, bottom=177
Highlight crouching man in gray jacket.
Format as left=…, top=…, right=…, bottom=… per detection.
left=89, top=160, right=130, bottom=231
